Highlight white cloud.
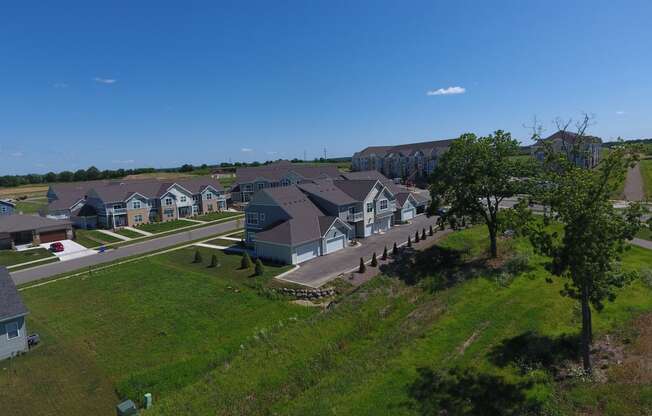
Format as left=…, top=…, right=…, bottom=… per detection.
left=112, top=159, right=135, bottom=164
left=53, top=82, right=68, bottom=88
left=94, top=77, right=117, bottom=84
left=10, top=152, right=24, bottom=157
left=241, top=148, right=253, bottom=152
left=426, top=86, right=466, bottom=96
left=615, top=110, right=625, bottom=115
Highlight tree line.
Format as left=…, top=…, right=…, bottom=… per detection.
left=0, top=166, right=157, bottom=188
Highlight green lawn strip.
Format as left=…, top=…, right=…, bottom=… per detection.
left=193, top=211, right=241, bottom=222
left=114, top=228, right=143, bottom=239
left=138, top=220, right=208, bottom=233
left=147, top=226, right=652, bottom=416
left=204, top=238, right=241, bottom=247
left=8, top=257, right=60, bottom=271
left=5, top=247, right=308, bottom=416
left=640, top=159, right=652, bottom=200
left=75, top=229, right=121, bottom=245
left=14, top=200, right=48, bottom=214
left=635, top=226, right=652, bottom=241
left=0, top=248, right=55, bottom=267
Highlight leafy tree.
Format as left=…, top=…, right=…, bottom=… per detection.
left=241, top=252, right=252, bottom=269
left=193, top=250, right=203, bottom=263
left=179, top=164, right=194, bottom=172
left=86, top=166, right=101, bottom=181
left=527, top=119, right=645, bottom=373
left=370, top=252, right=378, bottom=267
left=73, top=169, right=88, bottom=182
left=254, top=258, right=265, bottom=276
left=429, top=131, right=524, bottom=257
left=209, top=254, right=219, bottom=268
left=58, top=170, right=74, bottom=182
left=44, top=172, right=58, bottom=183
left=358, top=257, right=366, bottom=273
left=392, top=242, right=398, bottom=255
left=382, top=246, right=388, bottom=260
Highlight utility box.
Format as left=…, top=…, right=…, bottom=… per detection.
left=144, top=393, right=153, bottom=409
left=116, top=399, right=137, bottom=416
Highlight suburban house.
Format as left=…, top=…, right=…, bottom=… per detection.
left=0, top=215, right=73, bottom=249
left=231, top=161, right=341, bottom=204
left=0, top=267, right=29, bottom=361
left=245, top=186, right=352, bottom=265
left=0, top=200, right=15, bottom=216
left=47, top=177, right=227, bottom=229
left=351, top=139, right=453, bottom=181
left=531, top=130, right=602, bottom=168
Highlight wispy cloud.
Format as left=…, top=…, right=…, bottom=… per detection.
left=112, top=159, right=135, bottom=164
left=94, top=77, right=117, bottom=84
left=241, top=148, right=253, bottom=152
left=10, top=151, right=24, bottom=157
left=615, top=110, right=625, bottom=115
left=266, top=151, right=278, bottom=155
left=426, top=86, right=466, bottom=96
left=53, top=82, right=68, bottom=89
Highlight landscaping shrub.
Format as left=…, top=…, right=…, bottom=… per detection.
left=382, top=246, right=388, bottom=260
left=415, top=231, right=420, bottom=243
left=429, top=225, right=434, bottom=236
left=392, top=242, right=398, bottom=255
left=209, top=254, right=219, bottom=268
left=241, top=252, right=252, bottom=269
left=421, top=228, right=426, bottom=240
left=193, top=250, right=203, bottom=263
left=641, top=269, right=652, bottom=288
left=504, top=253, right=531, bottom=276
left=359, top=257, right=366, bottom=273
left=254, top=258, right=265, bottom=276
left=371, top=252, right=378, bottom=267
left=407, top=237, right=412, bottom=248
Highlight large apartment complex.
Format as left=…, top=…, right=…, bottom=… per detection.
left=351, top=139, right=453, bottom=180
left=47, top=177, right=226, bottom=229
left=531, top=130, right=602, bottom=168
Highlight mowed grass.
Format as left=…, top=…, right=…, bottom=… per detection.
left=0, top=247, right=312, bottom=416
left=14, top=199, right=48, bottom=214
left=641, top=159, right=652, bottom=200
left=74, top=229, right=121, bottom=248
left=193, top=211, right=241, bottom=222
left=137, top=220, right=196, bottom=233
left=0, top=248, right=54, bottom=267
left=146, top=226, right=652, bottom=416
left=114, top=228, right=144, bottom=239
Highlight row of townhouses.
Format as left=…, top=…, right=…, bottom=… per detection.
left=47, top=177, right=227, bottom=229
left=244, top=168, right=429, bottom=265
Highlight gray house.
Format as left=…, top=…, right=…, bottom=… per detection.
left=0, top=267, right=29, bottom=360
left=0, top=200, right=15, bottom=216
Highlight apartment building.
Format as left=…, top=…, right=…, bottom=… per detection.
left=531, top=130, right=602, bottom=168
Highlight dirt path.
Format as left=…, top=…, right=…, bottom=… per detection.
left=623, top=162, right=645, bottom=201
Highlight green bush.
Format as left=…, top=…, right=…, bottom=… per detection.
left=641, top=269, right=652, bottom=288
left=429, top=225, right=434, bottom=236
left=382, top=246, right=388, bottom=260
left=392, top=242, right=398, bottom=255
left=254, top=258, right=265, bottom=276
left=415, top=231, right=420, bottom=243
left=359, top=257, right=366, bottom=273
left=370, top=252, right=378, bottom=267
left=241, top=252, right=253, bottom=269
left=193, top=250, right=203, bottom=263
left=209, top=254, right=219, bottom=268
left=504, top=253, right=531, bottom=275
left=407, top=237, right=412, bottom=248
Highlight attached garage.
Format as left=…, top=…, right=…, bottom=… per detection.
left=372, top=216, right=391, bottom=233
left=40, top=230, right=67, bottom=243
left=324, top=235, right=345, bottom=254
left=0, top=215, right=72, bottom=249
left=401, top=208, right=415, bottom=221
left=294, top=241, right=320, bottom=264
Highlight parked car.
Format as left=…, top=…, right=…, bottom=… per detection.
left=49, top=242, right=64, bottom=252
left=435, top=207, right=448, bottom=217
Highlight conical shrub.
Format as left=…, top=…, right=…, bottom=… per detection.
left=254, top=258, right=265, bottom=276
left=193, top=250, right=203, bottom=263
left=241, top=252, right=252, bottom=269
left=359, top=257, right=366, bottom=273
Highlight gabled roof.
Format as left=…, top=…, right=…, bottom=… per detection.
left=395, top=192, right=417, bottom=209
left=537, top=130, right=602, bottom=145
left=333, top=180, right=380, bottom=201
left=0, top=267, right=28, bottom=321
left=297, top=180, right=357, bottom=206
left=0, top=199, right=16, bottom=207
left=0, top=214, right=71, bottom=233
left=340, top=170, right=401, bottom=194
left=354, top=139, right=453, bottom=158
left=235, top=161, right=341, bottom=184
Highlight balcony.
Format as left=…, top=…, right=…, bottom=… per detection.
left=375, top=208, right=394, bottom=218
left=107, top=207, right=127, bottom=215
left=346, top=211, right=364, bottom=222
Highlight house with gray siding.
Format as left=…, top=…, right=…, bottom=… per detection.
left=0, top=267, right=29, bottom=361
left=0, top=200, right=15, bottom=216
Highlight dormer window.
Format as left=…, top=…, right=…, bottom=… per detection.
left=165, top=197, right=173, bottom=206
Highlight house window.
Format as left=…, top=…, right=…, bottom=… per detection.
left=206, top=193, right=213, bottom=200
left=180, top=196, right=187, bottom=203
left=1, top=206, right=6, bottom=213
left=134, top=214, right=143, bottom=223
left=281, top=179, right=290, bottom=186
left=366, top=202, right=373, bottom=213
left=133, top=201, right=141, bottom=209
left=208, top=204, right=214, bottom=212
left=113, top=204, right=122, bottom=210
left=259, top=213, right=265, bottom=223
left=165, top=197, right=173, bottom=206
left=193, top=195, right=199, bottom=202
left=6, top=322, right=19, bottom=340
left=244, top=184, right=253, bottom=192
left=380, top=200, right=388, bottom=210
left=246, top=212, right=259, bottom=225
left=164, top=208, right=174, bottom=217
left=247, top=231, right=256, bottom=242
left=257, top=183, right=265, bottom=190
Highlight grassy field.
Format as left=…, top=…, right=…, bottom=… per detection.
left=204, top=238, right=241, bottom=247
left=0, top=246, right=310, bottom=416
left=137, top=220, right=197, bottom=233
left=641, top=159, right=652, bottom=200
left=193, top=211, right=241, bottom=222
left=0, top=185, right=49, bottom=199
left=144, top=227, right=652, bottom=416
left=114, top=228, right=145, bottom=239
left=637, top=226, right=652, bottom=241
left=13, top=198, right=48, bottom=214
left=0, top=248, right=54, bottom=267
left=74, top=229, right=121, bottom=248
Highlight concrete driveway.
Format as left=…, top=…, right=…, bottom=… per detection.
left=39, top=240, right=96, bottom=261
left=277, top=214, right=441, bottom=288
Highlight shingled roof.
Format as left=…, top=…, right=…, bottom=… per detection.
left=353, top=139, right=454, bottom=158
left=0, top=267, right=28, bottom=321
left=0, top=214, right=71, bottom=234
left=537, top=130, right=602, bottom=145
left=235, top=161, right=341, bottom=185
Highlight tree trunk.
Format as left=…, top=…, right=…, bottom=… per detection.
left=581, top=286, right=593, bottom=374
left=488, top=225, right=498, bottom=258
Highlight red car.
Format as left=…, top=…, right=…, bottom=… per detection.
left=49, top=242, right=65, bottom=253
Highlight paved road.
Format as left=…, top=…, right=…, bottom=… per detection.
left=278, top=214, right=444, bottom=288
left=10, top=219, right=241, bottom=286
left=632, top=238, right=652, bottom=251
left=624, top=163, right=645, bottom=201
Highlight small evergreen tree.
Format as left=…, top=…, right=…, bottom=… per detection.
left=429, top=225, right=434, bottom=236
left=382, top=246, right=388, bottom=260
left=359, top=257, right=366, bottom=273
left=421, top=228, right=427, bottom=240
left=415, top=231, right=420, bottom=243
left=407, top=236, right=412, bottom=248
left=209, top=254, right=219, bottom=268
left=241, top=252, right=252, bottom=269
left=193, top=250, right=203, bottom=263
left=370, top=252, right=378, bottom=267
left=392, top=242, right=398, bottom=255
left=254, top=258, right=265, bottom=276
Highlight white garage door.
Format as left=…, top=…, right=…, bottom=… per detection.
left=325, top=235, right=345, bottom=254
left=364, top=224, right=373, bottom=237
left=402, top=208, right=415, bottom=221
left=373, top=217, right=391, bottom=233
left=295, top=242, right=319, bottom=264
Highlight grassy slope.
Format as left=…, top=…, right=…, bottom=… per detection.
left=137, top=220, right=196, bottom=233
left=0, top=248, right=54, bottom=266
left=14, top=199, right=48, bottom=214
left=640, top=159, right=652, bottom=200
left=148, top=227, right=652, bottom=416
left=193, top=211, right=241, bottom=222
left=114, top=228, right=143, bottom=239
left=0, top=247, right=313, bottom=416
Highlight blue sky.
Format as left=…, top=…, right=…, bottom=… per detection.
left=1, top=1, right=651, bottom=174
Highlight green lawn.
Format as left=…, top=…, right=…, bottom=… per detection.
left=0, top=247, right=307, bottom=416
left=74, top=229, right=121, bottom=248
left=145, top=227, right=652, bottom=416
left=136, top=220, right=197, bottom=234
left=0, top=248, right=55, bottom=267
left=193, top=211, right=242, bottom=222
left=114, top=228, right=144, bottom=239
left=640, top=159, right=652, bottom=200
left=14, top=199, right=48, bottom=214
left=204, top=238, right=241, bottom=247
left=636, top=226, right=652, bottom=241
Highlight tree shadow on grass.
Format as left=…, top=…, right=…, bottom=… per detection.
left=406, top=367, right=540, bottom=416
left=379, top=245, right=467, bottom=286
left=488, top=331, right=580, bottom=375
